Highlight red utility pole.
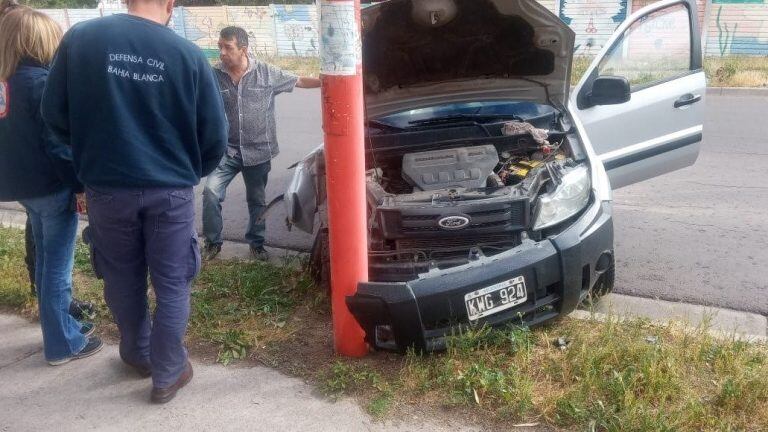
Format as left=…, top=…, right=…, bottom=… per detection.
left=318, top=0, right=368, bottom=357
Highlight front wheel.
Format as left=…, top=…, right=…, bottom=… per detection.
left=309, top=228, right=331, bottom=295
left=591, top=264, right=615, bottom=299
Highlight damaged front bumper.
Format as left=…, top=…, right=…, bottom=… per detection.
left=347, top=198, right=613, bottom=352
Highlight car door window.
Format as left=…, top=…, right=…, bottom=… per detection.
left=597, top=4, right=692, bottom=91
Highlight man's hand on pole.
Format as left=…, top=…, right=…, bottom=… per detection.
left=296, top=76, right=322, bottom=88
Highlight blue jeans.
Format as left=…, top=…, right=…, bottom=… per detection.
left=202, top=155, right=271, bottom=248
left=20, top=188, right=86, bottom=362
left=86, top=186, right=200, bottom=388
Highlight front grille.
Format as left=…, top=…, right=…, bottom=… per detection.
left=369, top=234, right=521, bottom=282
left=377, top=198, right=529, bottom=239
left=395, top=234, right=518, bottom=251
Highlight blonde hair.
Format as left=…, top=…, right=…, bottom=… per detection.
left=0, top=8, right=63, bottom=80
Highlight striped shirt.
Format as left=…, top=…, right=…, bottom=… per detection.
left=213, top=58, right=298, bottom=166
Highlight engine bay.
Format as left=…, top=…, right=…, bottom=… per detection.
left=363, top=120, right=586, bottom=282
left=367, top=121, right=576, bottom=201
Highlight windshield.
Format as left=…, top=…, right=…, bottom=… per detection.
left=374, top=101, right=556, bottom=129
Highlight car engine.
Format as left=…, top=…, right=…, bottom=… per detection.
left=401, top=145, right=499, bottom=191
left=364, top=121, right=581, bottom=282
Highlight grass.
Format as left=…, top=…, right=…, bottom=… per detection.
left=2, top=224, right=767, bottom=430
left=0, top=226, right=313, bottom=366
left=216, top=53, right=767, bottom=88
left=573, top=55, right=768, bottom=87
left=323, top=321, right=768, bottom=430
left=190, top=257, right=315, bottom=364
left=705, top=56, right=768, bottom=88
left=263, top=55, right=320, bottom=78
left=266, top=54, right=768, bottom=88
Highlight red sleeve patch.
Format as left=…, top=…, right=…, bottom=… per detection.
left=0, top=82, right=8, bottom=119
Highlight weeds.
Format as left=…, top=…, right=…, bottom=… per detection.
left=0, top=226, right=312, bottom=366
left=235, top=54, right=767, bottom=88
left=572, top=55, right=768, bottom=88
left=0, top=226, right=30, bottom=308
left=320, top=361, right=394, bottom=418
left=189, top=257, right=313, bottom=358
left=211, top=329, right=252, bottom=366
left=350, top=319, right=767, bottom=431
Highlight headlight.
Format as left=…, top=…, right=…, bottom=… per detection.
left=533, top=165, right=591, bottom=230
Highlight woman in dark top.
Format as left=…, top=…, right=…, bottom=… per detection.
left=0, top=7, right=102, bottom=364
left=0, top=0, right=95, bottom=321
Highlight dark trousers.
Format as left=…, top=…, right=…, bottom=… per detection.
left=86, top=186, right=201, bottom=388
left=202, top=156, right=271, bottom=248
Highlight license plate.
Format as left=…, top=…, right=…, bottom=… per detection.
left=464, top=276, right=528, bottom=321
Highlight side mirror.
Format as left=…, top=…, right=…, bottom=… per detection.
left=588, top=76, right=631, bottom=106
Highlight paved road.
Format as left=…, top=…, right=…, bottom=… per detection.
left=191, top=89, right=322, bottom=252
left=2, top=91, right=765, bottom=315
left=612, top=92, right=768, bottom=315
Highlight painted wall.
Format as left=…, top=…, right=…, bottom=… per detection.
left=560, top=0, right=629, bottom=55
left=538, top=0, right=560, bottom=14
left=226, top=7, right=277, bottom=57
left=706, top=0, right=768, bottom=56
left=39, top=1, right=768, bottom=58
left=272, top=5, right=319, bottom=57
left=632, top=0, right=706, bottom=29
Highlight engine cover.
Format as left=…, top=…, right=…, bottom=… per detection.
left=402, top=145, right=499, bottom=191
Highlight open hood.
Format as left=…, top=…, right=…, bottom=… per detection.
left=362, top=0, right=575, bottom=118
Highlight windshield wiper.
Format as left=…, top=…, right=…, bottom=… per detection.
left=408, top=113, right=525, bottom=126
left=366, top=119, right=406, bottom=132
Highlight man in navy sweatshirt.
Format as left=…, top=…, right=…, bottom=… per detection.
left=41, top=0, right=227, bottom=404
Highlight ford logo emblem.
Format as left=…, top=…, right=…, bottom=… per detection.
left=438, top=215, right=471, bottom=230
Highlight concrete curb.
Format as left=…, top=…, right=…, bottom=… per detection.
left=2, top=208, right=765, bottom=341
left=706, top=87, right=768, bottom=96
left=575, top=293, right=767, bottom=342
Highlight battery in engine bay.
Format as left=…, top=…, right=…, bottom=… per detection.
left=506, top=159, right=543, bottom=180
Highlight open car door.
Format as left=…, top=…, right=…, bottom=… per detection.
left=570, top=0, right=705, bottom=190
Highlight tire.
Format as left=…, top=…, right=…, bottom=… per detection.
left=591, top=264, right=615, bottom=299
left=309, top=229, right=331, bottom=295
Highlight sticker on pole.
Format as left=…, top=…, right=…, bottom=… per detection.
left=319, top=0, right=362, bottom=76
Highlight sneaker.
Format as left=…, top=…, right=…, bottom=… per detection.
left=69, top=298, right=95, bottom=321
left=202, top=242, right=222, bottom=261
left=80, top=322, right=96, bottom=337
left=48, top=336, right=104, bottom=366
left=250, top=246, right=269, bottom=262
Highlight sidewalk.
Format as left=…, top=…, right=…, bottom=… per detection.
left=0, top=313, right=475, bottom=432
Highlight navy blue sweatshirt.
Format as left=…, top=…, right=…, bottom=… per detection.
left=0, top=60, right=81, bottom=202
left=41, top=14, right=227, bottom=188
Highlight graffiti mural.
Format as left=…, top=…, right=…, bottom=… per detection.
left=706, top=1, right=768, bottom=56
left=167, top=8, right=187, bottom=39
left=227, top=6, right=277, bottom=57
left=180, top=7, right=229, bottom=49
left=272, top=5, right=319, bottom=57
left=560, top=0, right=628, bottom=55
left=38, top=2, right=768, bottom=59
